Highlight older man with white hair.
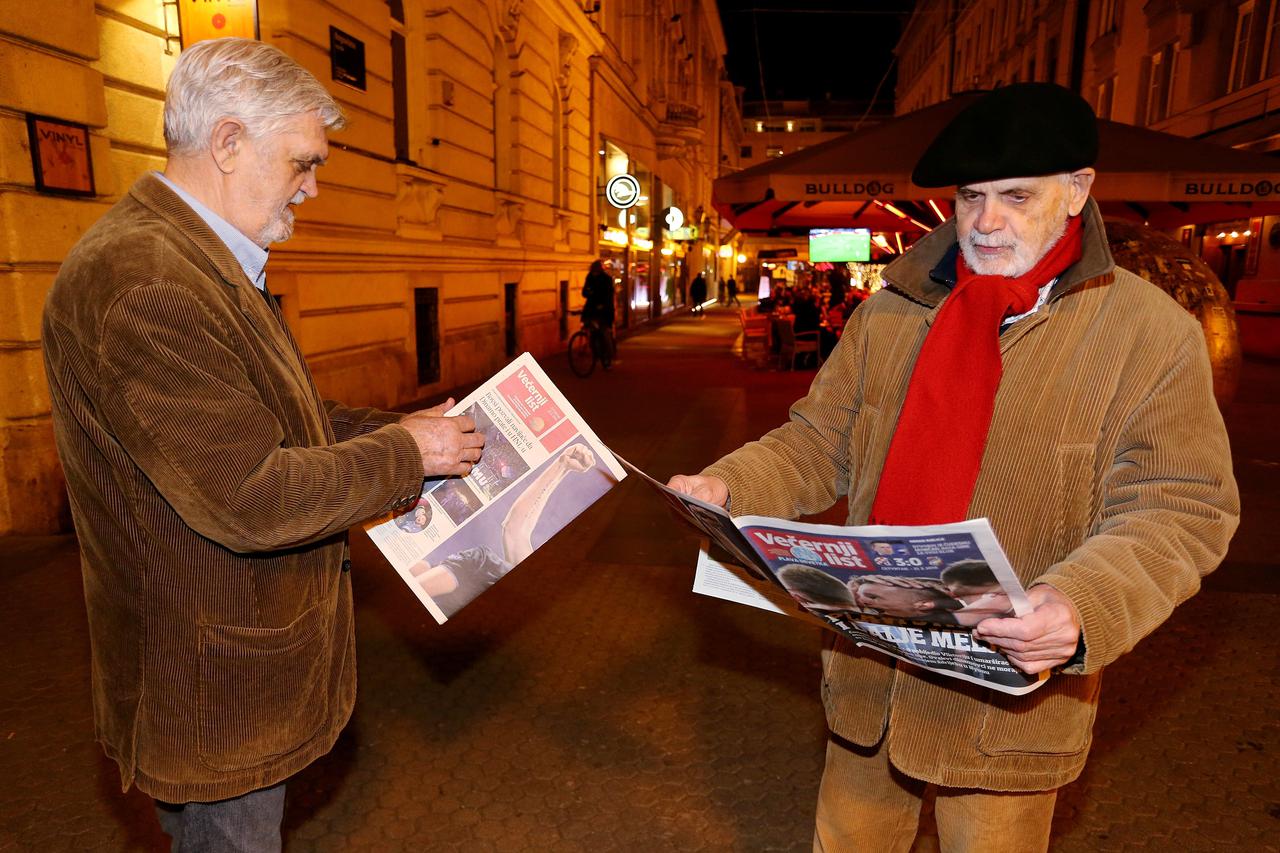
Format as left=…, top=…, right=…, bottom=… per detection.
left=668, top=83, right=1239, bottom=851
left=43, top=38, right=485, bottom=849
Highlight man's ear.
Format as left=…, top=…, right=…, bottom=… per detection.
left=210, top=118, right=246, bottom=174
left=1066, top=168, right=1096, bottom=216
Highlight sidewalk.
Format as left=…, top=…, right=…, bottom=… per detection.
left=1, top=305, right=1276, bottom=851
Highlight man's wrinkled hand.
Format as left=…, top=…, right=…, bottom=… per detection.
left=666, top=474, right=729, bottom=508
left=400, top=401, right=485, bottom=476
left=971, top=584, right=1081, bottom=675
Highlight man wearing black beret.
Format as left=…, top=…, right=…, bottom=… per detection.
left=669, top=83, right=1238, bottom=850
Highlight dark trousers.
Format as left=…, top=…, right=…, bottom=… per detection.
left=155, top=783, right=286, bottom=853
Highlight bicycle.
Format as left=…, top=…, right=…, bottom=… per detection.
left=567, top=310, right=615, bottom=377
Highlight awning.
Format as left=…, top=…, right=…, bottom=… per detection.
left=716, top=94, right=1280, bottom=233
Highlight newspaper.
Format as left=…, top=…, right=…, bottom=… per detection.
left=367, top=353, right=625, bottom=623
left=622, top=458, right=1049, bottom=695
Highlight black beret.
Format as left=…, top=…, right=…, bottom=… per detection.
left=912, top=83, right=1099, bottom=188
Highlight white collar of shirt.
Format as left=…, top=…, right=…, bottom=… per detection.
left=153, top=171, right=269, bottom=291
left=1002, top=278, right=1056, bottom=327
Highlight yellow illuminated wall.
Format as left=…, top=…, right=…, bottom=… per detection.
left=0, top=0, right=736, bottom=535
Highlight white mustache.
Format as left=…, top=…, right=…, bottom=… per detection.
left=290, top=190, right=306, bottom=205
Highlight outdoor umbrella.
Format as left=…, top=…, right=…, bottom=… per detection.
left=716, top=94, right=1280, bottom=233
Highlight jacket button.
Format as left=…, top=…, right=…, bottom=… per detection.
left=341, top=559, right=352, bottom=573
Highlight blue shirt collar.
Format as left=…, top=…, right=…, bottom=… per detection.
left=153, top=171, right=268, bottom=290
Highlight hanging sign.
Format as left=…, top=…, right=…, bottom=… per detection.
left=330, top=26, right=367, bottom=91
left=177, top=0, right=258, bottom=48
left=663, top=206, right=684, bottom=231
left=606, top=173, right=641, bottom=209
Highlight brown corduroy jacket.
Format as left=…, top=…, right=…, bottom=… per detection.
left=42, top=174, right=426, bottom=803
left=704, top=200, right=1239, bottom=791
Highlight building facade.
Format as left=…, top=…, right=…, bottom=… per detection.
left=895, top=0, right=1280, bottom=353
left=0, top=0, right=739, bottom=535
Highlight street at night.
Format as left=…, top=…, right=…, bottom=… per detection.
left=3, top=305, right=1276, bottom=851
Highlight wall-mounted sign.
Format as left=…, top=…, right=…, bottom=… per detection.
left=177, top=0, right=258, bottom=48
left=27, top=115, right=95, bottom=196
left=667, top=226, right=699, bottom=241
left=663, top=206, right=684, bottom=231
left=605, top=173, right=641, bottom=209
left=330, top=26, right=367, bottom=91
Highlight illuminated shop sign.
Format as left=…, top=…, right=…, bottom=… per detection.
left=177, top=0, right=258, bottom=48
left=606, top=174, right=641, bottom=209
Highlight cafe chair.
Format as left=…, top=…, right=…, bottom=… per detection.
left=787, top=329, right=822, bottom=370
left=740, top=310, right=772, bottom=366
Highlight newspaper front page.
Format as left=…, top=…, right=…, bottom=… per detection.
left=367, top=353, right=625, bottom=623
left=623, top=458, right=1048, bottom=695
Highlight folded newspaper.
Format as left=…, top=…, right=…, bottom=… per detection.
left=366, top=353, right=625, bottom=624
left=621, top=458, right=1049, bottom=695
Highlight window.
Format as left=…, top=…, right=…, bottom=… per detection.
left=504, top=282, right=518, bottom=359
left=766, top=146, right=783, bottom=158
left=1144, top=45, right=1179, bottom=124
left=1096, top=76, right=1115, bottom=121
left=740, top=145, right=753, bottom=158
left=1096, top=0, right=1119, bottom=37
left=1230, top=1, right=1263, bottom=92
left=414, top=288, right=440, bottom=386
left=392, top=32, right=410, bottom=162
left=1267, top=0, right=1280, bottom=76
left=493, top=39, right=514, bottom=190
left=1146, top=50, right=1164, bottom=123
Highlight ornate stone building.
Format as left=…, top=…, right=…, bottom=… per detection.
left=0, top=0, right=739, bottom=534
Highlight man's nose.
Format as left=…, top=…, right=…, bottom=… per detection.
left=974, top=199, right=1004, bottom=234
left=301, top=170, right=319, bottom=198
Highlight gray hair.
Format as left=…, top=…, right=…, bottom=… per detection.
left=164, top=37, right=345, bottom=156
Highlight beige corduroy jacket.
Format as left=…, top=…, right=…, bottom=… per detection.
left=42, top=174, right=426, bottom=803
left=704, top=200, right=1239, bottom=791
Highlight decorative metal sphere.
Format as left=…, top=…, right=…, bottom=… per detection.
left=1104, top=219, right=1241, bottom=407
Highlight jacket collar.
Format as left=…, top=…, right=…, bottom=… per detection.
left=880, top=197, right=1115, bottom=308
left=128, top=172, right=293, bottom=363
left=128, top=172, right=255, bottom=292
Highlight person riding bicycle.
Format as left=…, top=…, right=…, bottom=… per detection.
left=582, top=259, right=616, bottom=366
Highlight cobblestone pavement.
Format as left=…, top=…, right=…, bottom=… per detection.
left=2, top=303, right=1277, bottom=852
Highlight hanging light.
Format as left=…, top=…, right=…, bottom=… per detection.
left=736, top=253, right=747, bottom=264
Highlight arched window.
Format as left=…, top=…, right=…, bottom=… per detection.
left=493, top=37, right=513, bottom=191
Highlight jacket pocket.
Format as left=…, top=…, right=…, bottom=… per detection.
left=197, top=603, right=330, bottom=772
left=977, top=673, right=1101, bottom=757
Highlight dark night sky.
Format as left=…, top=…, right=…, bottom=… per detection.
left=716, top=1, right=917, bottom=106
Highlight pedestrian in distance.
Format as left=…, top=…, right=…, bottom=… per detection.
left=690, top=272, right=708, bottom=315
left=667, top=83, right=1238, bottom=852
left=725, top=275, right=741, bottom=307
left=582, top=258, right=617, bottom=368
left=41, top=37, right=486, bottom=850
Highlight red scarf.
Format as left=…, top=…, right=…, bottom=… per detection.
left=868, top=215, right=1083, bottom=526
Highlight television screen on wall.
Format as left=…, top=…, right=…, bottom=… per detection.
left=809, top=228, right=871, bottom=263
